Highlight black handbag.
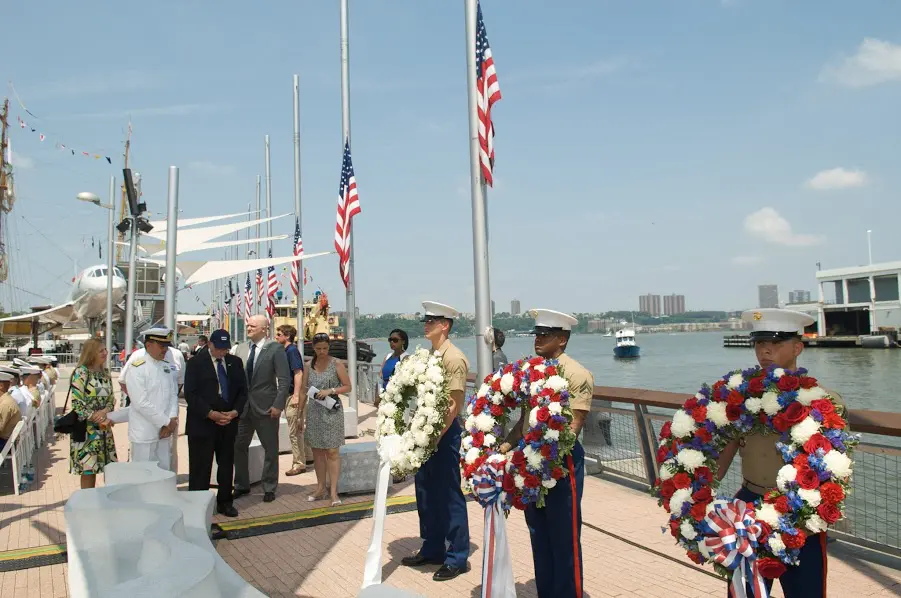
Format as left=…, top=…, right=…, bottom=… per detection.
left=54, top=382, right=87, bottom=442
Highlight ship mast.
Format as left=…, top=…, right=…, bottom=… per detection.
left=116, top=121, right=132, bottom=261
left=0, top=99, right=9, bottom=207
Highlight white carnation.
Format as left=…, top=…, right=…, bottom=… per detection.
left=524, top=446, right=543, bottom=469
left=756, top=503, right=781, bottom=526
left=798, top=488, right=822, bottom=508
left=767, top=534, right=786, bottom=553
left=544, top=429, right=560, bottom=441
left=541, top=478, right=557, bottom=489
left=535, top=364, right=546, bottom=373
left=500, top=373, right=515, bottom=394
left=484, top=434, right=497, bottom=448
left=776, top=464, right=797, bottom=491
left=528, top=407, right=540, bottom=428
left=772, top=368, right=785, bottom=378
left=462, top=435, right=473, bottom=450
left=797, top=387, right=827, bottom=406
left=514, top=474, right=525, bottom=489
left=670, top=488, right=694, bottom=512
left=675, top=448, right=705, bottom=472
left=671, top=410, right=697, bottom=438
left=413, top=431, right=429, bottom=447
left=548, top=402, right=563, bottom=415
left=823, top=451, right=853, bottom=479
left=477, top=383, right=490, bottom=398
left=727, top=374, right=744, bottom=389
left=531, top=379, right=546, bottom=394
left=464, top=447, right=481, bottom=465
left=762, top=391, right=781, bottom=416
left=546, top=375, right=567, bottom=392
left=805, top=514, right=829, bottom=534
left=790, top=417, right=821, bottom=445
left=706, top=402, right=730, bottom=428
left=658, top=460, right=676, bottom=481
left=475, top=413, right=495, bottom=433
left=423, top=424, right=435, bottom=435
left=680, top=521, right=698, bottom=540
left=744, top=397, right=763, bottom=414
left=379, top=402, right=398, bottom=418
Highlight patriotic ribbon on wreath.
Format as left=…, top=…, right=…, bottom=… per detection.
left=698, top=499, right=769, bottom=598
left=472, top=456, right=516, bottom=598
left=472, top=457, right=506, bottom=508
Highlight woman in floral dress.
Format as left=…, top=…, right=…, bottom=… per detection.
left=70, top=338, right=118, bottom=489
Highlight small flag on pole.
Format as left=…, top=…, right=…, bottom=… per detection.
left=334, top=139, right=361, bottom=288
left=266, top=248, right=278, bottom=318
left=244, top=273, right=252, bottom=320
left=256, top=268, right=264, bottom=306
left=290, top=217, right=303, bottom=296
left=475, top=1, right=502, bottom=186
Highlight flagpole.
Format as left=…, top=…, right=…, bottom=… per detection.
left=340, top=0, right=358, bottom=414
left=465, top=0, right=494, bottom=381
left=255, top=174, right=262, bottom=315
left=293, top=74, right=305, bottom=343
left=265, top=134, right=274, bottom=338
left=245, top=202, right=251, bottom=341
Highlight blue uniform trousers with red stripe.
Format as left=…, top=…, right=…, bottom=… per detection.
left=525, top=441, right=585, bottom=598
left=414, top=419, right=470, bottom=568
left=729, top=486, right=827, bottom=598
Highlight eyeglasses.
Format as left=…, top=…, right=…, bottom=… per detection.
left=313, top=333, right=330, bottom=342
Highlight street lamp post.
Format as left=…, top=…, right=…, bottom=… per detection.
left=77, top=180, right=116, bottom=366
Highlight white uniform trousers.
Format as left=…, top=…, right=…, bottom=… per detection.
left=130, top=438, right=174, bottom=471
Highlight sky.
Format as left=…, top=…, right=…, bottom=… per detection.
left=3, top=0, right=901, bottom=317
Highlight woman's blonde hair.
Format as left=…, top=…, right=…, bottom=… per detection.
left=77, top=338, right=108, bottom=371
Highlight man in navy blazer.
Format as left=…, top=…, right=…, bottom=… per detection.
left=184, top=329, right=248, bottom=517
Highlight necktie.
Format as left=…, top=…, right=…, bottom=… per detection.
left=246, top=343, right=256, bottom=381
left=216, top=358, right=230, bottom=403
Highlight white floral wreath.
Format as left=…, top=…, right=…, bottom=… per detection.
left=375, top=347, right=450, bottom=476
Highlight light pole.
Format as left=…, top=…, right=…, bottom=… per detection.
left=77, top=181, right=115, bottom=366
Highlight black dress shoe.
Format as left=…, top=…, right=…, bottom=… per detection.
left=233, top=488, right=250, bottom=499
left=433, top=563, right=470, bottom=581
left=217, top=503, right=239, bottom=517
left=263, top=492, right=276, bottom=502
left=400, top=553, right=444, bottom=567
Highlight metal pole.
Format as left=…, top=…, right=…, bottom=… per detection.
left=265, top=134, right=273, bottom=338
left=464, top=0, right=494, bottom=381
left=340, top=0, right=358, bottom=412
left=293, top=74, right=305, bottom=343
left=867, top=229, right=873, bottom=265
left=123, top=218, right=139, bottom=357
left=245, top=202, right=251, bottom=341
left=164, top=166, right=179, bottom=340
left=105, top=176, right=115, bottom=366
left=255, top=175, right=261, bottom=314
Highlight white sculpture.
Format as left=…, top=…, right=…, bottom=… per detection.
left=65, top=461, right=265, bottom=597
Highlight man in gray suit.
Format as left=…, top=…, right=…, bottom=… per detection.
left=232, top=315, right=290, bottom=502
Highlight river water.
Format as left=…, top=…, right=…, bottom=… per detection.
left=368, top=331, right=901, bottom=414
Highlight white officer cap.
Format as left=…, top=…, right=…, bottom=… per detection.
left=0, top=372, right=14, bottom=382
left=0, top=366, right=20, bottom=378
left=18, top=365, right=41, bottom=376
left=528, top=308, right=579, bottom=332
left=141, top=327, right=174, bottom=345
left=421, top=301, right=460, bottom=321
left=29, top=356, right=50, bottom=365
left=741, top=308, right=814, bottom=341
left=12, top=358, right=30, bottom=369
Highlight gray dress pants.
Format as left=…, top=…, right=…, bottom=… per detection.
left=233, top=410, right=280, bottom=494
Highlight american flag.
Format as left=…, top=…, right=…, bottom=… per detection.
left=476, top=2, right=501, bottom=186
left=266, top=247, right=278, bottom=318
left=290, top=217, right=303, bottom=296
left=256, top=268, right=264, bottom=305
left=334, top=140, right=361, bottom=288
left=244, top=273, right=252, bottom=319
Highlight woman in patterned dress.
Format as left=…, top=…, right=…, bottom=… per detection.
left=70, top=338, right=118, bottom=489
left=301, top=333, right=351, bottom=506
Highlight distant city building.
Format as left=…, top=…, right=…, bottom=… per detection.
left=758, top=284, right=779, bottom=308
left=587, top=319, right=603, bottom=332
left=511, top=299, right=521, bottom=316
left=788, top=290, right=811, bottom=304
left=639, top=294, right=662, bottom=317
left=663, top=294, right=686, bottom=316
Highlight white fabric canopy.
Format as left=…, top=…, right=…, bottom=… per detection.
left=184, top=252, right=332, bottom=286
left=143, top=213, right=289, bottom=246
left=148, top=211, right=256, bottom=233
left=148, top=234, right=288, bottom=257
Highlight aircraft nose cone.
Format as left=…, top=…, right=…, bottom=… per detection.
left=113, top=277, right=126, bottom=291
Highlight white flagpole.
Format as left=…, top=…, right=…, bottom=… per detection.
left=265, top=134, right=274, bottom=337
left=293, top=74, right=305, bottom=343
left=340, top=0, right=358, bottom=415
left=255, top=175, right=262, bottom=314
left=465, top=0, right=494, bottom=381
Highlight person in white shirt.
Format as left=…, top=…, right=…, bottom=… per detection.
left=0, top=367, right=30, bottom=418
left=121, top=328, right=180, bottom=471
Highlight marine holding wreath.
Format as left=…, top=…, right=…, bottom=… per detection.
left=399, top=301, right=471, bottom=582
left=499, top=308, right=593, bottom=598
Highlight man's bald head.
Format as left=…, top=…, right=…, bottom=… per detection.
left=247, top=315, right=269, bottom=342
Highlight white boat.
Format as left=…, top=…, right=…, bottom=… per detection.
left=614, top=328, right=640, bottom=358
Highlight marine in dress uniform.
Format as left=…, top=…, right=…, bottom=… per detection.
left=0, top=372, right=22, bottom=451
left=123, top=328, right=180, bottom=471
left=0, top=367, right=28, bottom=418
left=718, top=308, right=844, bottom=598
left=401, top=301, right=471, bottom=581
left=499, top=308, right=592, bottom=598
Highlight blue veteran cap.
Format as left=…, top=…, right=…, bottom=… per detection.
left=210, top=329, right=231, bottom=349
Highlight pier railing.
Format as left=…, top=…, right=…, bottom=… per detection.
left=460, top=373, right=901, bottom=558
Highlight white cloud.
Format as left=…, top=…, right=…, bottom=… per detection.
left=805, top=167, right=867, bottom=190
left=9, top=151, right=34, bottom=170
left=743, top=207, right=822, bottom=247
left=731, top=256, right=762, bottom=266
left=188, top=161, right=235, bottom=176
left=820, top=38, right=901, bottom=88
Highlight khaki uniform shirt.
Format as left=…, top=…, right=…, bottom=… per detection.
left=740, top=388, right=847, bottom=493
left=0, top=392, right=22, bottom=440
left=522, top=353, right=595, bottom=435
left=436, top=339, right=469, bottom=417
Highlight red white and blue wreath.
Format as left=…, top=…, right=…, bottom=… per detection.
left=653, top=366, right=857, bottom=597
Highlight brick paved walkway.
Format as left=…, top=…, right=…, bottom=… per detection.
left=2, top=370, right=901, bottom=597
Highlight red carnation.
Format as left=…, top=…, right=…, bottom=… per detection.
left=660, top=421, right=673, bottom=439
left=551, top=467, right=564, bottom=480
left=490, top=379, right=501, bottom=392
left=512, top=496, right=526, bottom=510
left=662, top=498, right=671, bottom=513
left=672, top=473, right=691, bottom=490
left=691, top=406, right=708, bottom=423
left=549, top=418, right=564, bottom=431
left=692, top=486, right=712, bottom=503
left=536, top=407, right=550, bottom=423
left=799, top=376, right=819, bottom=389
left=659, top=479, right=676, bottom=499
left=695, top=428, right=712, bottom=443
left=823, top=413, right=846, bottom=430
left=774, top=495, right=790, bottom=514
left=694, top=467, right=713, bottom=484
left=540, top=445, right=551, bottom=458
left=524, top=474, right=540, bottom=488
left=712, top=380, right=726, bottom=394
left=726, top=390, right=745, bottom=407
left=726, top=405, right=742, bottom=422
left=777, top=375, right=801, bottom=392
left=529, top=357, right=543, bottom=366
left=747, top=377, right=766, bottom=397
left=764, top=490, right=780, bottom=503
left=817, top=503, right=842, bottom=524
left=781, top=530, right=807, bottom=550
left=511, top=451, right=526, bottom=467
left=759, top=412, right=768, bottom=424
left=656, top=445, right=669, bottom=464
left=529, top=369, right=543, bottom=383
left=819, top=482, right=845, bottom=504
left=685, top=397, right=699, bottom=410
left=757, top=520, right=773, bottom=542
left=502, top=472, right=516, bottom=492
left=811, top=399, right=835, bottom=415
left=803, top=433, right=832, bottom=455
left=687, top=550, right=705, bottom=565
left=793, top=454, right=809, bottom=469
left=504, top=397, right=517, bottom=409
left=471, top=432, right=485, bottom=448
left=545, top=366, right=558, bottom=376
left=690, top=501, right=710, bottom=521
left=783, top=402, right=809, bottom=426
left=797, top=467, right=820, bottom=490
left=669, top=518, right=681, bottom=538
left=773, top=413, right=791, bottom=433
left=490, top=404, right=504, bottom=417
left=758, top=558, right=787, bottom=579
